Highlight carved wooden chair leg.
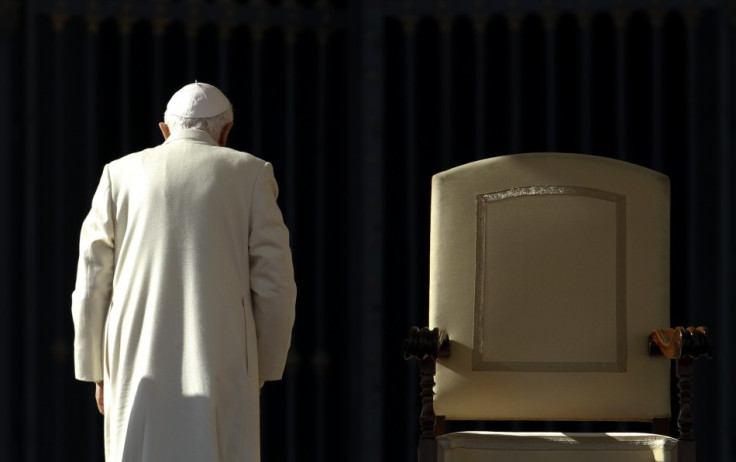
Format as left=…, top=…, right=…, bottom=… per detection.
left=403, top=327, right=451, bottom=462
left=649, top=326, right=713, bottom=462
left=676, top=356, right=696, bottom=462
left=418, top=355, right=438, bottom=462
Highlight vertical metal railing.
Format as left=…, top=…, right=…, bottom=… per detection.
left=284, top=5, right=299, bottom=460
left=186, top=5, right=198, bottom=80
left=86, top=16, right=101, bottom=196
left=717, top=5, right=734, bottom=461
left=579, top=7, right=591, bottom=153
left=152, top=18, right=166, bottom=141
left=544, top=7, right=556, bottom=151
left=509, top=8, right=521, bottom=153
left=23, top=1, right=39, bottom=460
left=119, top=13, right=131, bottom=156
left=353, top=1, right=385, bottom=460
left=474, top=12, right=487, bottom=158
left=51, top=12, right=67, bottom=457
left=217, top=14, right=231, bottom=92
left=438, top=11, right=452, bottom=169
left=251, top=21, right=263, bottom=156
left=651, top=6, right=664, bottom=171
left=0, top=2, right=18, bottom=458
left=402, top=10, right=420, bottom=462
left=312, top=11, right=330, bottom=460
left=614, top=7, right=627, bottom=160
left=684, top=8, right=699, bottom=325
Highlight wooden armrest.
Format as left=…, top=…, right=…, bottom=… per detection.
left=403, top=326, right=450, bottom=361
left=649, top=326, right=712, bottom=359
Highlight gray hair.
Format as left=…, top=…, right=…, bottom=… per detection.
left=164, top=106, right=234, bottom=140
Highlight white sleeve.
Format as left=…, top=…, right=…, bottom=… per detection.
left=249, top=162, right=297, bottom=381
left=71, top=165, right=115, bottom=382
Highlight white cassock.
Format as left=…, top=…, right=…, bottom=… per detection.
left=72, top=128, right=297, bottom=462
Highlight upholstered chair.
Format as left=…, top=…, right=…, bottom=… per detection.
left=404, top=153, right=712, bottom=462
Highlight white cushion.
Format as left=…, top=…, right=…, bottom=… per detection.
left=438, top=432, right=678, bottom=462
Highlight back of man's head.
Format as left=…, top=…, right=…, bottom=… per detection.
left=163, top=82, right=233, bottom=141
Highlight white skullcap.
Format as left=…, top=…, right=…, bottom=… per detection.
left=165, top=81, right=230, bottom=118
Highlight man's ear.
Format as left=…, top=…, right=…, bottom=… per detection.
left=218, top=122, right=233, bottom=147
left=159, top=122, right=171, bottom=140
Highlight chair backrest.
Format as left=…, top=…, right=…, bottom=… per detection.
left=430, top=153, right=671, bottom=422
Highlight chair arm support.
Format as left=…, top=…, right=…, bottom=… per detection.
left=403, top=326, right=450, bottom=361
left=648, top=326, right=712, bottom=359
left=404, top=327, right=450, bottom=462
left=648, top=326, right=713, bottom=454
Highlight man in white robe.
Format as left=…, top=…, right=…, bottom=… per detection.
left=71, top=82, right=296, bottom=461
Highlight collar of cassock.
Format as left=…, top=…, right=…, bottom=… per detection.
left=164, top=128, right=218, bottom=147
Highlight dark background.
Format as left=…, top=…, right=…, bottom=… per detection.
left=0, top=0, right=733, bottom=461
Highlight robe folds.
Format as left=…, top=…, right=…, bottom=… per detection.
left=72, top=129, right=296, bottom=462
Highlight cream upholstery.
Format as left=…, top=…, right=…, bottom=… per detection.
left=438, top=432, right=677, bottom=462
left=430, top=153, right=670, bottom=421
left=427, top=153, right=673, bottom=461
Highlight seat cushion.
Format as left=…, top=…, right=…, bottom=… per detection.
left=438, top=432, right=677, bottom=462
